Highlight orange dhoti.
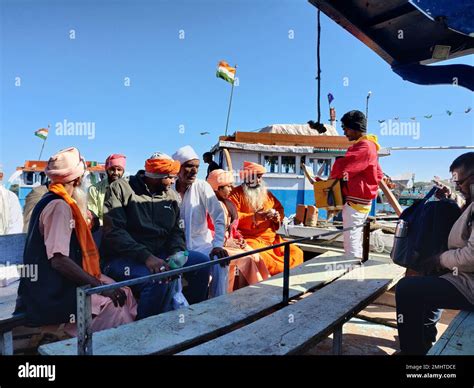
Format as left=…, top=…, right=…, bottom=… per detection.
left=229, top=185, right=304, bottom=276
left=244, top=234, right=303, bottom=276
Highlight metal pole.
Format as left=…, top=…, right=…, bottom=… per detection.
left=387, top=145, right=474, bottom=151
left=333, top=324, right=343, bottom=355
left=38, top=138, right=47, bottom=160
left=77, top=286, right=93, bottom=355
left=362, top=220, right=371, bottom=263
left=224, top=65, right=237, bottom=136
left=38, top=124, right=50, bottom=160
left=283, top=244, right=290, bottom=304
left=316, top=9, right=321, bottom=123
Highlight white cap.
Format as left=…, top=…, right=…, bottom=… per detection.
left=149, top=151, right=172, bottom=160
left=172, top=145, right=199, bottom=165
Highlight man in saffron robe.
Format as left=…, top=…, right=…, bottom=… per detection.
left=207, top=169, right=270, bottom=291
left=229, top=161, right=304, bottom=275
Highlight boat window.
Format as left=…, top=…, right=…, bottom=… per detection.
left=281, top=156, right=296, bottom=174
left=23, top=172, right=34, bottom=185
left=300, top=156, right=306, bottom=175
left=310, top=158, right=331, bottom=178
left=40, top=172, right=47, bottom=185
left=263, top=155, right=279, bottom=173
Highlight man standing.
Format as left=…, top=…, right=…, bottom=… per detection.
left=88, top=154, right=126, bottom=224
left=101, top=152, right=210, bottom=319
left=16, top=147, right=136, bottom=333
left=330, top=110, right=383, bottom=259
left=0, top=165, right=23, bottom=235
left=173, top=146, right=228, bottom=297
left=203, top=152, right=220, bottom=179
left=229, top=161, right=304, bottom=275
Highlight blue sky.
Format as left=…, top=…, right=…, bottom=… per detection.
left=1, top=0, right=473, bottom=182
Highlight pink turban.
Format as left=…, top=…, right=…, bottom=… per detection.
left=207, top=169, right=234, bottom=191
left=45, top=147, right=86, bottom=184
left=239, top=161, right=267, bottom=180
left=105, top=154, right=126, bottom=170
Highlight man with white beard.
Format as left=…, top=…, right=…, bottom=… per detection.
left=16, top=147, right=137, bottom=334
left=229, top=161, right=304, bottom=275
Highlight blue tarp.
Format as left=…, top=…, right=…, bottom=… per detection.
left=410, top=0, right=474, bottom=36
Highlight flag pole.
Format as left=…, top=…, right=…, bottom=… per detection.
left=224, top=65, right=237, bottom=136
left=38, top=124, right=50, bottom=160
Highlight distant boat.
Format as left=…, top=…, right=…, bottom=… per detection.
left=8, top=160, right=106, bottom=208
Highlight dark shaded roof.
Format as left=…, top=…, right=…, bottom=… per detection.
left=309, top=0, right=474, bottom=90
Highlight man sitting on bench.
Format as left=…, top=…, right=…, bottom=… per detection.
left=101, top=152, right=210, bottom=320
left=229, top=161, right=303, bottom=275
left=173, top=146, right=228, bottom=298
left=88, top=153, right=126, bottom=226
left=16, top=147, right=137, bottom=336
left=396, top=152, right=474, bottom=354
left=207, top=169, right=270, bottom=291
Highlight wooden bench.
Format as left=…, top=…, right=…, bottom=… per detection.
left=0, top=233, right=27, bottom=355
left=428, top=310, right=474, bottom=355
left=179, top=260, right=405, bottom=355
left=39, top=251, right=361, bottom=355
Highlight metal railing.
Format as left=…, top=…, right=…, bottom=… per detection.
left=76, top=220, right=371, bottom=355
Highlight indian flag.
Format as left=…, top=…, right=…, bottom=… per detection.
left=216, top=61, right=236, bottom=84
left=35, top=128, right=48, bottom=140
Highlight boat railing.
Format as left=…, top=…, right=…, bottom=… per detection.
left=76, top=221, right=371, bottom=355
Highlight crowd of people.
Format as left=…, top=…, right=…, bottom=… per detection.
left=1, top=109, right=471, bottom=355
left=14, top=144, right=304, bottom=336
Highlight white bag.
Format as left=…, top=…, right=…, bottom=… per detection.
left=172, top=277, right=189, bottom=310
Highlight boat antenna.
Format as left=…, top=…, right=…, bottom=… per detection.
left=308, top=8, right=326, bottom=134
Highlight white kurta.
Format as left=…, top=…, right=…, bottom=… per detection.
left=175, top=179, right=227, bottom=297
left=0, top=185, right=23, bottom=235
left=176, top=179, right=225, bottom=254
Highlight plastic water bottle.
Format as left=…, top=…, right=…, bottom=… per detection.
left=167, top=251, right=189, bottom=269
left=395, top=220, right=408, bottom=237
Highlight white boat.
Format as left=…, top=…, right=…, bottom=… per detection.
left=209, top=124, right=396, bottom=254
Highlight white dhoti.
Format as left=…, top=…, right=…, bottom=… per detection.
left=342, top=203, right=369, bottom=259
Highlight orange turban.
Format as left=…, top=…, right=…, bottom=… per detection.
left=239, top=161, right=266, bottom=180
left=145, top=152, right=181, bottom=178
left=207, top=169, right=234, bottom=191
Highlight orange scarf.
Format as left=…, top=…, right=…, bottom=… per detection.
left=49, top=183, right=101, bottom=278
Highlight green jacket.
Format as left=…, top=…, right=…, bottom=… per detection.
left=102, top=171, right=186, bottom=263
left=88, top=178, right=109, bottom=224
